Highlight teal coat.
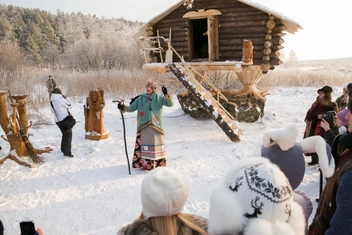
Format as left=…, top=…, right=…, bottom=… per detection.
left=126, top=92, right=173, bottom=134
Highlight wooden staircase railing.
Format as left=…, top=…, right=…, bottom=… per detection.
left=168, top=62, right=242, bottom=142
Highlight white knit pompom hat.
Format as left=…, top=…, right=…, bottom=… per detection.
left=208, top=157, right=305, bottom=235
left=141, top=167, right=189, bottom=219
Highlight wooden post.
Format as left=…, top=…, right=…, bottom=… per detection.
left=12, top=95, right=30, bottom=135
left=0, top=90, right=9, bottom=134
left=157, top=30, right=164, bottom=63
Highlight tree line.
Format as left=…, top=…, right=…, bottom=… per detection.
left=0, top=4, right=144, bottom=74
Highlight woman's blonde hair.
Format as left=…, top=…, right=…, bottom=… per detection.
left=139, top=212, right=208, bottom=235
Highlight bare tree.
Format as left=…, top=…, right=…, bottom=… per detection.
left=285, top=50, right=298, bottom=68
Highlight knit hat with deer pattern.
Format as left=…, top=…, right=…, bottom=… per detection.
left=208, top=157, right=305, bottom=235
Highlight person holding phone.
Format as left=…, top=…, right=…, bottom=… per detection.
left=19, top=220, right=44, bottom=235
left=0, top=220, right=43, bottom=235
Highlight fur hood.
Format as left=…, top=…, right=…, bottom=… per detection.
left=208, top=157, right=306, bottom=235
left=117, top=214, right=208, bottom=235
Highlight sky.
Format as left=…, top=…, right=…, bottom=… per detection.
left=1, top=85, right=344, bottom=234
left=0, top=0, right=351, bottom=60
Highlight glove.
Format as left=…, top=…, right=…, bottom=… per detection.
left=118, top=103, right=125, bottom=110
left=162, top=85, right=168, bottom=95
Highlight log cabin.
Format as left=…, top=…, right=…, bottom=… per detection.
left=134, top=0, right=302, bottom=137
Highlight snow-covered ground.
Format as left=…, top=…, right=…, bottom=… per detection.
left=0, top=86, right=343, bottom=234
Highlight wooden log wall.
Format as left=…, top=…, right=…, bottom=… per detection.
left=148, top=0, right=286, bottom=67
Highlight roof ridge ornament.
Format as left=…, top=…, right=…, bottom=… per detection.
left=183, top=0, right=194, bottom=10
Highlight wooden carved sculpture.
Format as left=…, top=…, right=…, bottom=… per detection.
left=242, top=39, right=253, bottom=63
left=0, top=90, right=52, bottom=168
left=84, top=88, right=109, bottom=140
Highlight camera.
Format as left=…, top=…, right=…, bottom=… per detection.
left=321, top=111, right=336, bottom=128
left=20, top=220, right=38, bottom=235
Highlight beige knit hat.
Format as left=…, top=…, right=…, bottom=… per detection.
left=141, top=167, right=189, bottom=218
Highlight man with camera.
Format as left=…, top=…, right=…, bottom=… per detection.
left=303, top=85, right=338, bottom=165
left=318, top=111, right=339, bottom=145
left=320, top=109, right=349, bottom=146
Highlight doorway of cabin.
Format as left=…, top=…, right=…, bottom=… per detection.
left=190, top=18, right=208, bottom=60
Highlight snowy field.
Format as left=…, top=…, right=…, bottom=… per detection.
left=0, top=86, right=343, bottom=234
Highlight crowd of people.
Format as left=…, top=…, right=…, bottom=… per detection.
left=117, top=83, right=352, bottom=235
left=116, top=82, right=352, bottom=235
left=2, top=79, right=352, bottom=234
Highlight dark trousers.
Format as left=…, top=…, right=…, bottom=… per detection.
left=57, top=124, right=72, bottom=155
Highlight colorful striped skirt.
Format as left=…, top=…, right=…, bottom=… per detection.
left=132, top=126, right=167, bottom=170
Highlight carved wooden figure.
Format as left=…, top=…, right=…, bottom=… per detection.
left=0, top=90, right=52, bottom=168
left=84, top=88, right=109, bottom=140
left=242, top=39, right=253, bottom=63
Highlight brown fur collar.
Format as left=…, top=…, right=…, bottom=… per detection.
left=117, top=214, right=208, bottom=235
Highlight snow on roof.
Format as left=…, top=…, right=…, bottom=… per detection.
left=239, top=0, right=302, bottom=34
left=133, top=0, right=302, bottom=38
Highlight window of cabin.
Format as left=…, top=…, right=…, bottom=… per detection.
left=183, top=9, right=221, bottom=62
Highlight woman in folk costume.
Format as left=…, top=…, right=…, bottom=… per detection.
left=118, top=81, right=173, bottom=170
left=208, top=157, right=306, bottom=235
left=303, top=85, right=338, bottom=165
left=117, top=167, right=208, bottom=235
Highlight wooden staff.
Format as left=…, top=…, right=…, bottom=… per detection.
left=113, top=99, right=131, bottom=175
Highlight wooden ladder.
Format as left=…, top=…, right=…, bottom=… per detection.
left=168, top=62, right=242, bottom=142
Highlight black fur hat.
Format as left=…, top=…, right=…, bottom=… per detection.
left=317, top=85, right=333, bottom=95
